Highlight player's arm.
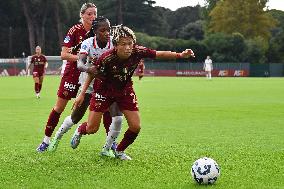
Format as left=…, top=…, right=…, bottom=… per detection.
left=155, top=49, right=194, bottom=59
left=73, top=73, right=95, bottom=108
left=44, top=61, right=48, bottom=69
left=61, top=46, right=78, bottom=62
left=77, top=53, right=97, bottom=74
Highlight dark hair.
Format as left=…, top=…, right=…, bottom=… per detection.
left=88, top=16, right=110, bottom=37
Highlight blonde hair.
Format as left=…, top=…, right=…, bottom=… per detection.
left=111, top=25, right=136, bottom=45
left=79, top=3, right=97, bottom=22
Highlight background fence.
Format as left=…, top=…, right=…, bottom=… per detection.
left=0, top=57, right=283, bottom=77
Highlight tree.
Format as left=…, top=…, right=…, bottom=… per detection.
left=178, top=20, right=205, bottom=40
left=203, top=32, right=247, bottom=62
left=166, top=6, right=203, bottom=38
left=244, top=37, right=268, bottom=64
left=20, top=0, right=50, bottom=54
left=267, top=9, right=284, bottom=62
left=209, top=0, right=277, bottom=41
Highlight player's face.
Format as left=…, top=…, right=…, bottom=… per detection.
left=95, top=22, right=110, bottom=44
left=81, top=7, right=97, bottom=27
left=35, top=47, right=41, bottom=54
left=116, top=37, right=134, bottom=59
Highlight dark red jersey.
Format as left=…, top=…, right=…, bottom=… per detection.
left=94, top=45, right=156, bottom=91
left=30, top=55, right=47, bottom=73
left=57, top=23, right=89, bottom=100
left=62, top=23, right=88, bottom=80
left=137, top=62, right=145, bottom=74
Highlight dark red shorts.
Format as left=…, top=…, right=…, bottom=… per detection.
left=89, top=86, right=139, bottom=112
left=57, top=77, right=80, bottom=100
left=32, top=71, right=44, bottom=78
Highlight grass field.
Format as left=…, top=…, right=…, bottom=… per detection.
left=0, top=76, right=284, bottom=189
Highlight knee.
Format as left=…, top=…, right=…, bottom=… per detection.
left=130, top=123, right=141, bottom=133
left=54, top=105, right=65, bottom=113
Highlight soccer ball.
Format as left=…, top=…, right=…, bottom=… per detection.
left=191, top=157, right=220, bottom=184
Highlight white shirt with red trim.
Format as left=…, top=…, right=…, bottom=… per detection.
left=78, top=36, right=113, bottom=93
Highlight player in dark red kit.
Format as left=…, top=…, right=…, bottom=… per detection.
left=137, top=59, right=145, bottom=80
left=71, top=25, right=195, bottom=160
left=47, top=16, right=121, bottom=154
left=36, top=3, right=98, bottom=152
left=27, top=46, right=48, bottom=98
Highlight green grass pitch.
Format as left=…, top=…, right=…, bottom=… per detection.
left=0, top=76, right=284, bottom=188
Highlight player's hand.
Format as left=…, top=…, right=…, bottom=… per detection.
left=90, top=57, right=97, bottom=64
left=87, top=66, right=98, bottom=75
left=181, top=49, right=195, bottom=58
left=72, top=94, right=85, bottom=110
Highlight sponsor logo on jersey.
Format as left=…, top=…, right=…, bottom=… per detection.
left=64, top=36, right=70, bottom=43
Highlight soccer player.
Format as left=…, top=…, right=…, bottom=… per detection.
left=26, top=46, right=48, bottom=98
left=48, top=17, right=122, bottom=155
left=203, top=56, right=213, bottom=79
left=36, top=3, right=98, bottom=152
left=137, top=59, right=145, bottom=80
left=70, top=25, right=195, bottom=160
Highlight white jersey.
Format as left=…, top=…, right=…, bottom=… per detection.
left=204, top=58, right=213, bottom=72
left=61, top=60, right=67, bottom=76
left=78, top=36, right=113, bottom=93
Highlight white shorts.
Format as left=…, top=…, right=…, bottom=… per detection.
left=205, top=67, right=212, bottom=72
left=78, top=72, right=94, bottom=94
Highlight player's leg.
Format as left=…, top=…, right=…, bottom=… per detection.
left=209, top=70, right=212, bottom=79
left=33, top=76, right=40, bottom=98
left=36, top=97, right=68, bottom=152
left=114, top=89, right=140, bottom=160
left=115, top=110, right=140, bottom=160
left=70, top=111, right=103, bottom=149
left=48, top=93, right=92, bottom=152
left=70, top=91, right=112, bottom=149
left=103, top=111, right=112, bottom=135
left=38, top=76, right=44, bottom=94
left=101, top=102, right=123, bottom=156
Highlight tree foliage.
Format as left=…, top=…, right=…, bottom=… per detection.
left=209, top=0, right=277, bottom=41
left=0, top=0, right=283, bottom=63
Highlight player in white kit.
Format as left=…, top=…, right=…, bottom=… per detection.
left=48, top=17, right=123, bottom=156
left=203, top=56, right=213, bottom=79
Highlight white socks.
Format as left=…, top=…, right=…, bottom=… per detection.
left=104, top=116, right=123, bottom=150
left=55, top=115, right=74, bottom=140
left=43, top=136, right=50, bottom=144
left=206, top=73, right=212, bottom=79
